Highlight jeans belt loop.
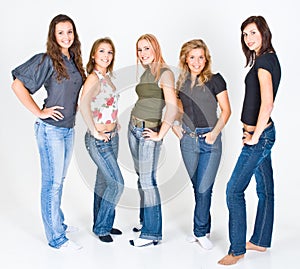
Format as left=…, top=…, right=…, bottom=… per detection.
left=189, top=132, right=197, bottom=138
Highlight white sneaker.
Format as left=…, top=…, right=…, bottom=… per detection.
left=59, top=240, right=82, bottom=251
left=66, top=226, right=79, bottom=233
left=132, top=224, right=143, bottom=232
left=196, top=236, right=213, bottom=250
left=186, top=235, right=198, bottom=243
left=186, top=233, right=210, bottom=243
left=129, top=238, right=159, bottom=247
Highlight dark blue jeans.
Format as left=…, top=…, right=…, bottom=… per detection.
left=226, top=122, right=276, bottom=256
left=180, top=125, right=222, bottom=237
left=85, top=131, right=124, bottom=236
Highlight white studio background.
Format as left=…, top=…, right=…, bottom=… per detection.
left=0, top=0, right=298, bottom=268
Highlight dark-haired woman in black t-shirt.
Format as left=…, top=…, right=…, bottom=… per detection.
left=219, top=15, right=281, bottom=266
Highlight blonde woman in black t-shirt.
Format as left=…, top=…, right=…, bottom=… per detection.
left=172, top=39, right=231, bottom=250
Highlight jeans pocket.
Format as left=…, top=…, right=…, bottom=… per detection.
left=180, top=134, right=196, bottom=151
left=34, top=121, right=40, bottom=137
left=95, top=139, right=112, bottom=153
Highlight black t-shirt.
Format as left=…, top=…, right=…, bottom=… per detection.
left=241, top=53, right=281, bottom=126
left=179, top=73, right=227, bottom=129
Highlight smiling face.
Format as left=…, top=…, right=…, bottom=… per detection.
left=242, top=22, right=262, bottom=54
left=55, top=21, right=74, bottom=55
left=137, top=39, right=155, bottom=66
left=93, top=42, right=114, bottom=74
left=186, top=48, right=206, bottom=77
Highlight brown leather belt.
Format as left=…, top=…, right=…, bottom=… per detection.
left=131, top=115, right=161, bottom=128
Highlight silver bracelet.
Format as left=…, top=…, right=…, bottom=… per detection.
left=172, top=120, right=181, bottom=126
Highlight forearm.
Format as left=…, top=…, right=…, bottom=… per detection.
left=79, top=99, right=97, bottom=135
left=252, top=104, right=273, bottom=141
left=157, top=104, right=177, bottom=140
left=12, top=79, right=42, bottom=117
left=211, top=110, right=231, bottom=138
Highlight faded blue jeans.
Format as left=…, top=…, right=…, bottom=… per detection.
left=85, top=130, right=124, bottom=236
left=180, top=125, right=222, bottom=237
left=34, top=118, right=74, bottom=248
left=128, top=123, right=163, bottom=240
left=226, top=122, right=276, bottom=256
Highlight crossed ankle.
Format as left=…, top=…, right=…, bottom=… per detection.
left=246, top=241, right=267, bottom=252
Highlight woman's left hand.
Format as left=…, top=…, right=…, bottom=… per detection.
left=142, top=128, right=162, bottom=141
left=203, top=131, right=216, bottom=145
left=242, top=131, right=259, bottom=145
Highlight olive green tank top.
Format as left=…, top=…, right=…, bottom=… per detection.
left=131, top=67, right=168, bottom=122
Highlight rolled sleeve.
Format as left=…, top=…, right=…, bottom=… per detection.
left=11, top=53, right=53, bottom=94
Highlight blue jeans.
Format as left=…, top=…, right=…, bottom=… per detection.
left=34, top=118, right=74, bottom=248
left=128, top=123, right=163, bottom=240
left=180, top=125, right=222, bottom=237
left=226, top=122, right=276, bottom=256
left=85, top=131, right=124, bottom=236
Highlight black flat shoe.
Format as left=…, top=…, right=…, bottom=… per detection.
left=110, top=228, right=122, bottom=235
left=99, top=234, right=113, bottom=243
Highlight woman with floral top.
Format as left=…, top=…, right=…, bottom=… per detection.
left=80, top=37, right=124, bottom=243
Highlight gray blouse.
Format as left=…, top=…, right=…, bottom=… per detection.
left=12, top=53, right=83, bottom=128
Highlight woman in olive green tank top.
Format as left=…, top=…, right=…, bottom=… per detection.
left=128, top=34, right=177, bottom=247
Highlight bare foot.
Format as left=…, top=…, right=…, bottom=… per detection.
left=246, top=241, right=266, bottom=252
left=218, top=254, right=244, bottom=265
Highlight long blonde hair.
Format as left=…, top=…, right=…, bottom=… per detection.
left=136, top=33, right=167, bottom=81
left=176, top=39, right=212, bottom=91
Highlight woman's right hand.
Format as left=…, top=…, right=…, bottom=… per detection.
left=40, top=106, right=64, bottom=121
left=93, top=131, right=110, bottom=142
left=172, top=125, right=183, bottom=139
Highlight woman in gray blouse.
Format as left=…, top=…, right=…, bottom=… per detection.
left=11, top=14, right=86, bottom=250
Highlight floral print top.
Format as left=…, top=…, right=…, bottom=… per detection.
left=91, top=70, right=119, bottom=124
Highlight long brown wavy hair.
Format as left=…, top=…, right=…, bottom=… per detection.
left=86, top=37, right=116, bottom=75
left=45, top=14, right=86, bottom=82
left=176, top=39, right=212, bottom=92
left=136, top=33, right=167, bottom=81
left=241, top=15, right=275, bottom=67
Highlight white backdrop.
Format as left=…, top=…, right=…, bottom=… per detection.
left=0, top=0, right=299, bottom=265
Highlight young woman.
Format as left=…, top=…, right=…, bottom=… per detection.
left=128, top=34, right=177, bottom=247
left=11, top=14, right=86, bottom=250
left=172, top=39, right=231, bottom=250
left=80, top=38, right=124, bottom=243
left=218, top=15, right=281, bottom=265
